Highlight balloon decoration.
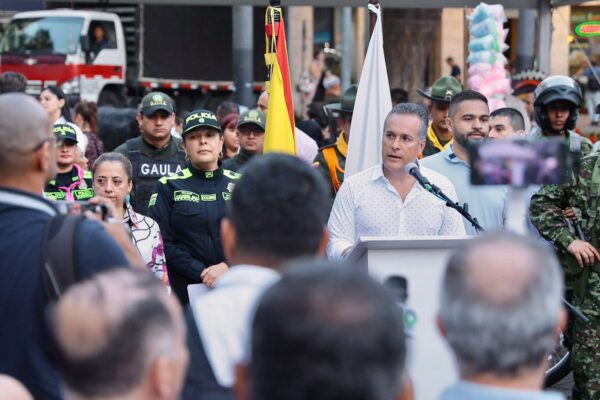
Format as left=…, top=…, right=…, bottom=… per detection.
left=467, top=3, right=510, bottom=111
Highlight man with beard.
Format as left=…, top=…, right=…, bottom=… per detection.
left=422, top=90, right=508, bottom=235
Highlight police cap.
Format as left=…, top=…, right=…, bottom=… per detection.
left=182, top=109, right=222, bottom=137
left=139, top=92, right=174, bottom=117
left=53, top=123, right=78, bottom=144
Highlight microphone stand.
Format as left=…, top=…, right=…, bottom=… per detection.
left=426, top=182, right=485, bottom=233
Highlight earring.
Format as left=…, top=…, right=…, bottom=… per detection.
left=125, top=193, right=131, bottom=205
left=219, top=151, right=223, bottom=158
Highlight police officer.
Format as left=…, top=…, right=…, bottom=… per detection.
left=222, top=109, right=266, bottom=172
left=313, top=85, right=356, bottom=205
left=148, top=109, right=240, bottom=305
left=114, top=92, right=186, bottom=215
left=528, top=75, right=593, bottom=157
left=44, top=124, right=94, bottom=201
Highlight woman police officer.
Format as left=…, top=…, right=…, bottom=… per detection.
left=148, top=109, right=240, bottom=304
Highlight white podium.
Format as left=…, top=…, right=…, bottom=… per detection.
left=347, top=236, right=472, bottom=400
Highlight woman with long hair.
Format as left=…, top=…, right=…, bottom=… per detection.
left=39, top=85, right=88, bottom=154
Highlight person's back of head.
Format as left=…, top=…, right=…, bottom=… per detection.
left=249, top=264, right=410, bottom=400
left=0, top=93, right=53, bottom=186
left=438, top=232, right=565, bottom=380
left=216, top=101, right=240, bottom=121
left=222, top=153, right=329, bottom=267
left=0, top=72, right=27, bottom=94
left=51, top=269, right=189, bottom=400
left=0, top=374, right=33, bottom=400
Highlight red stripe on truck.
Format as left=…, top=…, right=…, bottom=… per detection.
left=0, top=64, right=124, bottom=83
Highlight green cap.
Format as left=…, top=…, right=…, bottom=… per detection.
left=53, top=123, right=78, bottom=143
left=139, top=92, right=174, bottom=116
left=237, top=109, right=266, bottom=130
left=417, top=76, right=463, bottom=103
left=325, top=84, right=357, bottom=114
left=182, top=109, right=221, bottom=136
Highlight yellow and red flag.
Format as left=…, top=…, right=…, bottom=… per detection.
left=263, top=4, right=296, bottom=155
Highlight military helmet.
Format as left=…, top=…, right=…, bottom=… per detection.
left=533, top=75, right=581, bottom=131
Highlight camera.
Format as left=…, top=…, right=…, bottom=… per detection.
left=55, top=201, right=110, bottom=221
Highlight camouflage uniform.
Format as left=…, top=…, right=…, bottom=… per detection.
left=530, top=151, right=600, bottom=400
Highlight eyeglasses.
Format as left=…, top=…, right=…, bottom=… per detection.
left=238, top=127, right=265, bottom=136
left=29, top=136, right=57, bottom=152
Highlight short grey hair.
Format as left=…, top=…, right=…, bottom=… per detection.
left=382, top=103, right=429, bottom=142
left=52, top=269, right=183, bottom=398
left=0, top=93, right=51, bottom=174
left=440, top=232, right=563, bottom=376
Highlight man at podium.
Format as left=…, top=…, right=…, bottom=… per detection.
left=327, top=103, right=466, bottom=260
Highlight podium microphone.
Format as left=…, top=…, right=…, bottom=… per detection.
left=405, top=162, right=433, bottom=191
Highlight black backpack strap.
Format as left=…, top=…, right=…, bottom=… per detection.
left=42, top=215, right=83, bottom=302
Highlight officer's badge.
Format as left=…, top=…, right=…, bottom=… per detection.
left=227, top=182, right=235, bottom=193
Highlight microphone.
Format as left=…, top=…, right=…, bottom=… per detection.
left=404, top=162, right=433, bottom=191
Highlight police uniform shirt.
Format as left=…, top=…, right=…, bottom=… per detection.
left=114, top=135, right=186, bottom=215
left=148, top=163, right=240, bottom=305
left=44, top=168, right=94, bottom=201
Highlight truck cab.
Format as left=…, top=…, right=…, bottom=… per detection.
left=0, top=9, right=126, bottom=104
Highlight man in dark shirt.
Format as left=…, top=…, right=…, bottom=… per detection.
left=446, top=57, right=462, bottom=81
left=0, top=93, right=131, bottom=400
left=222, top=109, right=265, bottom=172
left=114, top=91, right=186, bottom=215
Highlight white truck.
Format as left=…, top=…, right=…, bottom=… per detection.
left=0, top=5, right=265, bottom=109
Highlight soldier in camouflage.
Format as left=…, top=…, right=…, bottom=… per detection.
left=530, top=152, right=600, bottom=400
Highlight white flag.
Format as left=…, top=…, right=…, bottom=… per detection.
left=345, top=4, right=392, bottom=178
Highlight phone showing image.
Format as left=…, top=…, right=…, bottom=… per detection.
left=469, top=139, right=576, bottom=187
left=55, top=201, right=110, bottom=221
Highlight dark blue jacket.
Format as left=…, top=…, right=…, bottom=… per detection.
left=0, top=188, right=129, bottom=400
left=148, top=164, right=240, bottom=305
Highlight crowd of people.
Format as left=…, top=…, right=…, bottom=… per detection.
left=0, top=63, right=599, bottom=400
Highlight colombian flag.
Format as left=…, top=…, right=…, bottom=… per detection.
left=264, top=5, right=296, bottom=155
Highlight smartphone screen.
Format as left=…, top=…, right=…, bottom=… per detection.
left=55, top=201, right=109, bottom=220
left=469, top=139, right=573, bottom=187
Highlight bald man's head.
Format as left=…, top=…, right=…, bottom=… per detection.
left=257, top=91, right=269, bottom=112
left=52, top=269, right=188, bottom=399
left=0, top=375, right=33, bottom=400
left=439, top=233, right=564, bottom=377
left=0, top=93, right=52, bottom=175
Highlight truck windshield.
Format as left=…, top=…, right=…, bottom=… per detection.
left=1, top=17, right=83, bottom=55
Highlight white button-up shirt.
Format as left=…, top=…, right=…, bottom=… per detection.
left=191, top=265, right=280, bottom=387
left=327, top=163, right=466, bottom=260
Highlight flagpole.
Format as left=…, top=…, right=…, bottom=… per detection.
left=369, top=0, right=379, bottom=39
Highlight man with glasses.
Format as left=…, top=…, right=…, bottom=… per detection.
left=222, top=109, right=266, bottom=172
left=314, top=85, right=356, bottom=206
left=0, top=93, right=133, bottom=400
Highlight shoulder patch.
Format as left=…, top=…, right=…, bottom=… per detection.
left=159, top=168, right=192, bottom=184
left=148, top=193, right=158, bottom=207
left=223, top=169, right=241, bottom=180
